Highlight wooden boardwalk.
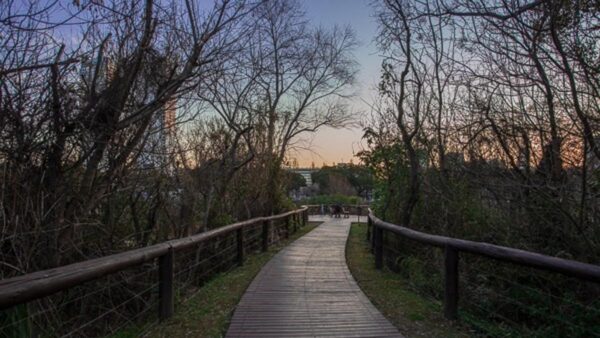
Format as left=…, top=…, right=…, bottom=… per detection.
left=226, top=216, right=402, bottom=337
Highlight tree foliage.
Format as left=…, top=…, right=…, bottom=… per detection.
left=282, top=171, right=307, bottom=193
left=364, top=0, right=600, bottom=334
left=311, top=164, right=373, bottom=199
left=0, top=1, right=357, bottom=335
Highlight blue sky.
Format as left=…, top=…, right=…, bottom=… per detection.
left=295, top=0, right=381, bottom=167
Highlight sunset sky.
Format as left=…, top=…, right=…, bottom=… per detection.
left=290, top=0, right=381, bottom=168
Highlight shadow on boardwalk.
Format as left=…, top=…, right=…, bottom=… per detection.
left=226, top=216, right=402, bottom=338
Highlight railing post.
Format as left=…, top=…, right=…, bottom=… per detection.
left=284, top=216, right=290, bottom=239
left=237, top=228, right=244, bottom=266
left=366, top=216, right=372, bottom=241
left=158, top=246, right=174, bottom=321
left=371, top=220, right=376, bottom=253
left=444, top=245, right=459, bottom=320
left=293, top=213, right=297, bottom=233
left=262, top=220, right=270, bottom=252
left=375, top=226, right=383, bottom=270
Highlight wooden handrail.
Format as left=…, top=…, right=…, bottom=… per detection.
left=0, top=206, right=309, bottom=311
left=368, top=209, right=600, bottom=320
left=368, top=211, right=600, bottom=282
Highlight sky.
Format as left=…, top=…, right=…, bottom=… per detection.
left=9, top=0, right=382, bottom=169
left=290, top=0, right=382, bottom=168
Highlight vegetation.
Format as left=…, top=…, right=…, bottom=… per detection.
left=2, top=0, right=599, bottom=336
left=0, top=0, right=355, bottom=335
left=366, top=0, right=600, bottom=257
left=282, top=171, right=307, bottom=194
left=346, top=223, right=469, bottom=338
left=359, top=1, right=600, bottom=335
left=311, top=163, right=374, bottom=199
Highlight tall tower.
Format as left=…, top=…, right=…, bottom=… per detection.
left=134, top=94, right=178, bottom=171
left=163, top=97, right=176, bottom=135
left=162, top=96, right=177, bottom=149
left=158, top=95, right=178, bottom=171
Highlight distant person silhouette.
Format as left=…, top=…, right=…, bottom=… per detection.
left=333, top=204, right=342, bottom=218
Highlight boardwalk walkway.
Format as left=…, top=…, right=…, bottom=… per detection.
left=226, top=216, right=402, bottom=337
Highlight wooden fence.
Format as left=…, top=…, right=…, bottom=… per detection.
left=0, top=207, right=309, bottom=332
left=367, top=209, right=600, bottom=320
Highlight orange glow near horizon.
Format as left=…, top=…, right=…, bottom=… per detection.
left=289, top=126, right=364, bottom=168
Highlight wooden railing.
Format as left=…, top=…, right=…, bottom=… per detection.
left=0, top=207, right=309, bottom=320
left=367, top=209, right=600, bottom=320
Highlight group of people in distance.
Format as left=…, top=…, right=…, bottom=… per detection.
left=320, top=204, right=346, bottom=218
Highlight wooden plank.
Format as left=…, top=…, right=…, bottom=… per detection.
left=226, top=216, right=403, bottom=337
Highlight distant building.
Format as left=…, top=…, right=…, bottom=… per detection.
left=142, top=95, right=178, bottom=170
left=161, top=95, right=177, bottom=155
left=79, top=48, right=179, bottom=171
left=284, top=167, right=318, bottom=200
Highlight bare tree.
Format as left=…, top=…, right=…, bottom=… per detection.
left=366, top=0, right=600, bottom=248
left=0, top=0, right=252, bottom=272
left=247, top=0, right=358, bottom=213
left=373, top=0, right=431, bottom=226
